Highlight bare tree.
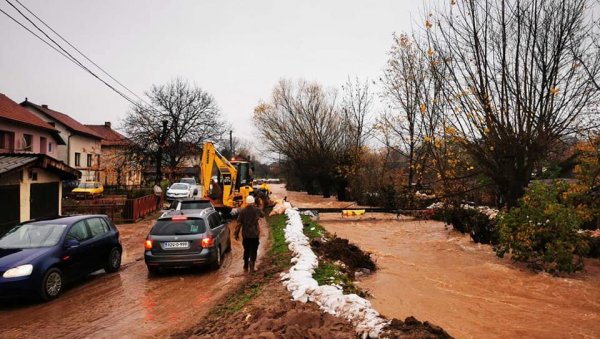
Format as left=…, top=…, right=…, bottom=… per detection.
left=253, top=79, right=347, bottom=197
left=123, top=78, right=226, bottom=181
left=427, top=0, right=600, bottom=206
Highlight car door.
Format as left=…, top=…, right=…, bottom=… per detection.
left=85, top=217, right=112, bottom=270
left=208, top=212, right=227, bottom=250
left=62, top=220, right=94, bottom=280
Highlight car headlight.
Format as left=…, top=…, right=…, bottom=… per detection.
left=3, top=264, right=33, bottom=278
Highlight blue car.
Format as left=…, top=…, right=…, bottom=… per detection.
left=0, top=215, right=122, bottom=301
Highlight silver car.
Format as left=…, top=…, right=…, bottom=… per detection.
left=144, top=209, right=231, bottom=274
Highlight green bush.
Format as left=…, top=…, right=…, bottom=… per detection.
left=494, top=181, right=590, bottom=274
left=434, top=206, right=498, bottom=244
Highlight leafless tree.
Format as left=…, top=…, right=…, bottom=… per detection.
left=426, top=0, right=600, bottom=206
left=253, top=79, right=350, bottom=197
left=123, top=78, right=226, bottom=180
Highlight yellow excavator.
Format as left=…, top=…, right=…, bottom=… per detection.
left=200, top=141, right=254, bottom=213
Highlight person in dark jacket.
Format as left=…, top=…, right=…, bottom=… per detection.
left=234, top=195, right=263, bottom=273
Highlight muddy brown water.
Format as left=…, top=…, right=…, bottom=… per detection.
left=0, top=213, right=270, bottom=338
left=271, top=184, right=600, bottom=338
left=319, top=214, right=600, bottom=339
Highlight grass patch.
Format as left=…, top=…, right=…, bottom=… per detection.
left=215, top=283, right=261, bottom=315
left=268, top=214, right=292, bottom=270
left=302, top=215, right=369, bottom=297
left=301, top=215, right=326, bottom=239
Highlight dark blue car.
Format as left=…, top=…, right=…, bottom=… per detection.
left=0, top=215, right=122, bottom=301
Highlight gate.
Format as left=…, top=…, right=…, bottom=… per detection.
left=30, top=182, right=59, bottom=219
left=0, top=185, right=19, bottom=235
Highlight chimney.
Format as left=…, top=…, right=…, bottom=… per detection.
left=42, top=104, right=48, bottom=109
left=104, top=121, right=111, bottom=128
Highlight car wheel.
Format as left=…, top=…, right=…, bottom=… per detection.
left=211, top=246, right=222, bottom=270
left=104, top=247, right=122, bottom=273
left=147, top=266, right=160, bottom=276
left=41, top=268, right=63, bottom=301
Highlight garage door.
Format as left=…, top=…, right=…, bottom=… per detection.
left=0, top=185, right=19, bottom=235
left=30, top=182, right=59, bottom=220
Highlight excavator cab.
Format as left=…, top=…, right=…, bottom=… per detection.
left=200, top=142, right=254, bottom=214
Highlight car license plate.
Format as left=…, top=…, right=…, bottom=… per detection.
left=163, top=241, right=189, bottom=249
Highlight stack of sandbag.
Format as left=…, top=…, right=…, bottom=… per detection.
left=280, top=208, right=389, bottom=338
left=269, top=199, right=292, bottom=216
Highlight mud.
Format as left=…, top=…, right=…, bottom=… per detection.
left=381, top=316, right=452, bottom=339
left=318, top=213, right=600, bottom=338
left=311, top=236, right=377, bottom=276
left=181, top=257, right=357, bottom=339
left=0, top=212, right=270, bottom=339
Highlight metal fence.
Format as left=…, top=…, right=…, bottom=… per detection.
left=62, top=195, right=162, bottom=223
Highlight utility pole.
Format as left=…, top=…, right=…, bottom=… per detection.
left=229, top=130, right=233, bottom=157
left=156, top=120, right=169, bottom=183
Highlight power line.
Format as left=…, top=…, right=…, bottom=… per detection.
left=12, top=0, right=152, bottom=107
left=2, top=0, right=151, bottom=112
left=0, top=7, right=75, bottom=62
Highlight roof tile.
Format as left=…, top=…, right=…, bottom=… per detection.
left=21, top=101, right=102, bottom=139
left=0, top=94, right=59, bottom=132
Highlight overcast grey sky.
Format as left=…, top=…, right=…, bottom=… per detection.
left=1, top=0, right=424, bottom=147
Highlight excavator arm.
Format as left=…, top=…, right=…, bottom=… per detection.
left=200, top=141, right=238, bottom=208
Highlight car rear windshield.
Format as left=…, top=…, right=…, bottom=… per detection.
left=0, top=223, right=67, bottom=248
left=78, top=183, right=97, bottom=189
left=180, top=201, right=212, bottom=210
left=150, top=219, right=206, bottom=235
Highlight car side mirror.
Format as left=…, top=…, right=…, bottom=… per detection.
left=65, top=239, right=80, bottom=249
left=193, top=188, right=198, bottom=195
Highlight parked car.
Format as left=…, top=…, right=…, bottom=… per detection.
left=170, top=198, right=214, bottom=211
left=144, top=209, right=231, bottom=274
left=160, top=199, right=215, bottom=218
left=70, top=181, right=104, bottom=199
left=0, top=215, right=122, bottom=301
left=179, top=177, right=200, bottom=198
left=165, top=183, right=194, bottom=201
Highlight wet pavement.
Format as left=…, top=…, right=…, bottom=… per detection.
left=0, top=212, right=270, bottom=338
left=319, top=214, right=600, bottom=339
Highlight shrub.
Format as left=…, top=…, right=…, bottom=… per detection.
left=434, top=205, right=499, bottom=244
left=494, top=181, right=590, bottom=274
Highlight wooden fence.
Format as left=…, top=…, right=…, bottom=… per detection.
left=62, top=195, right=162, bottom=223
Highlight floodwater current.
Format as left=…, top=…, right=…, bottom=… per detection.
left=319, top=214, right=600, bottom=339
left=270, top=186, right=600, bottom=338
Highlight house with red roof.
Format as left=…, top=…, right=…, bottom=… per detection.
left=85, top=122, right=142, bottom=187
left=21, top=100, right=103, bottom=182
left=0, top=94, right=80, bottom=232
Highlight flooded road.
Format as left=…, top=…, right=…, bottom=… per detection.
left=0, top=213, right=270, bottom=338
left=319, top=214, right=600, bottom=339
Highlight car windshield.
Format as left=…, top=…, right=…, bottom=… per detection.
left=180, top=201, right=212, bottom=210
left=170, top=183, right=188, bottom=190
left=0, top=223, right=67, bottom=249
left=150, top=219, right=206, bottom=235
left=78, top=183, right=96, bottom=189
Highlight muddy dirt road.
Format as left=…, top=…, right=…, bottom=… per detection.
left=319, top=214, right=600, bottom=339
left=0, top=213, right=269, bottom=339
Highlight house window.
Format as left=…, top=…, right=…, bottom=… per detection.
left=75, top=152, right=81, bottom=167
left=48, top=142, right=53, bottom=153
left=87, top=154, right=92, bottom=167
left=40, top=137, right=47, bottom=154
left=0, top=130, right=14, bottom=151
left=22, top=134, right=33, bottom=152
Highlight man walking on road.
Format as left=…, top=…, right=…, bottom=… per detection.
left=234, top=195, right=263, bottom=273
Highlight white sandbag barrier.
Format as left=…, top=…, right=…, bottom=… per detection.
left=279, top=208, right=389, bottom=338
